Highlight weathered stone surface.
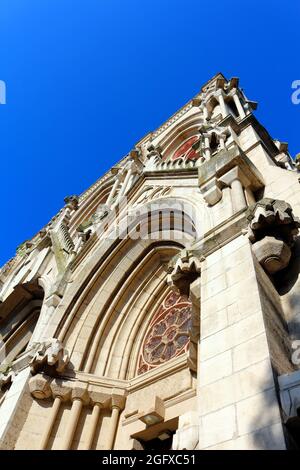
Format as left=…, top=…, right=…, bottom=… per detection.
left=1, top=73, right=299, bottom=451
left=30, top=339, right=70, bottom=375
left=252, top=236, right=291, bottom=274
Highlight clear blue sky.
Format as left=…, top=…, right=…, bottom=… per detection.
left=0, top=0, right=299, bottom=266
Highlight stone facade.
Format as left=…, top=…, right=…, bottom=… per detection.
left=1, top=72, right=300, bottom=450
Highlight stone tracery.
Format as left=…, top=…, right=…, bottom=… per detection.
left=137, top=291, right=192, bottom=375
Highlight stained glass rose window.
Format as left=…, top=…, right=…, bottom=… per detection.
left=170, top=136, right=199, bottom=161
left=137, top=291, right=192, bottom=375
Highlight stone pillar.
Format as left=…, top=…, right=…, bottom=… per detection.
left=219, top=166, right=248, bottom=213
left=202, top=104, right=209, bottom=121
left=218, top=93, right=228, bottom=119
left=39, top=396, right=62, bottom=450
left=29, top=375, right=70, bottom=450
left=231, top=179, right=246, bottom=212
left=84, top=403, right=102, bottom=450
left=107, top=391, right=126, bottom=450
left=61, top=387, right=88, bottom=450
left=197, top=235, right=287, bottom=449
left=204, top=135, right=211, bottom=161
left=107, top=406, right=120, bottom=450
left=61, top=398, right=83, bottom=450
left=233, top=91, right=246, bottom=119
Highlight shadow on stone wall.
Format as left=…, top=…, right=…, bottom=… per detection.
left=249, top=373, right=298, bottom=450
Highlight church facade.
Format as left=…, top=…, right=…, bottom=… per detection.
left=1, top=73, right=300, bottom=450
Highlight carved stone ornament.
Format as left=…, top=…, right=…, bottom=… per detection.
left=30, top=338, right=70, bottom=375
left=246, top=198, right=300, bottom=274
left=146, top=144, right=162, bottom=161
left=64, top=195, right=79, bottom=211
left=167, top=250, right=201, bottom=296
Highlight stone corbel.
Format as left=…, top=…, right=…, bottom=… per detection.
left=167, top=249, right=201, bottom=296
left=199, top=177, right=223, bottom=206
left=30, top=338, right=70, bottom=375
left=137, top=396, right=165, bottom=426
left=246, top=198, right=300, bottom=274
left=29, top=374, right=53, bottom=400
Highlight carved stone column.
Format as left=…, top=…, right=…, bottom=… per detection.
left=29, top=374, right=71, bottom=450
left=233, top=90, right=246, bottom=119
left=61, top=386, right=89, bottom=450
left=107, top=390, right=126, bottom=450
left=219, top=166, right=248, bottom=213
left=84, top=403, right=102, bottom=450
left=217, top=92, right=228, bottom=119
left=40, top=396, right=61, bottom=450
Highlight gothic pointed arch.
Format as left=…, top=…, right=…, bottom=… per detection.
left=0, top=280, right=44, bottom=367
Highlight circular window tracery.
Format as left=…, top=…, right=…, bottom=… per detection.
left=137, top=291, right=192, bottom=375
left=170, top=136, right=199, bottom=161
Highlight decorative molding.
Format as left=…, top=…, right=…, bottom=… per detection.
left=246, top=198, right=300, bottom=274
left=30, top=338, right=70, bottom=375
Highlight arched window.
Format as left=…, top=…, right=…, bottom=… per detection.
left=0, top=281, right=44, bottom=367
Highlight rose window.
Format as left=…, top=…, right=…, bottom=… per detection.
left=137, top=291, right=192, bottom=375
left=170, top=136, right=199, bottom=161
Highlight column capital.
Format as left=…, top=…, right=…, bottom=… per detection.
left=89, top=390, right=111, bottom=408
left=112, top=388, right=127, bottom=411
left=219, top=165, right=250, bottom=188
left=29, top=374, right=52, bottom=400
left=71, top=385, right=90, bottom=405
